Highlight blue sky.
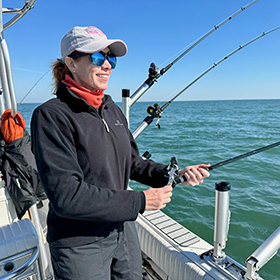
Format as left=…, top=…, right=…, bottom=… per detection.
left=3, top=0, right=280, bottom=104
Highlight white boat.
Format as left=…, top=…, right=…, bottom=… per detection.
left=0, top=1, right=280, bottom=280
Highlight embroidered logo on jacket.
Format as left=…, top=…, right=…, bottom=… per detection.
left=115, top=120, right=123, bottom=126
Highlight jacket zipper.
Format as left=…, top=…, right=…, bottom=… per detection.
left=99, top=105, right=110, bottom=133
left=89, top=106, right=110, bottom=133
left=102, top=118, right=110, bottom=133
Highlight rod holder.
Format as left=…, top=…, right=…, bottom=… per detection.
left=213, top=181, right=231, bottom=263
left=122, top=89, right=130, bottom=127
left=246, top=226, right=280, bottom=279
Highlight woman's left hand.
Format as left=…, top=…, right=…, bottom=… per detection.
left=179, top=164, right=210, bottom=187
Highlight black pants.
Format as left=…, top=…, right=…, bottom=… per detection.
left=50, top=222, right=142, bottom=280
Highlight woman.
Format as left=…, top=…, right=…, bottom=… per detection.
left=31, top=26, right=210, bottom=280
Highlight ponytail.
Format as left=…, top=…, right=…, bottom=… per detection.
left=51, top=60, right=73, bottom=94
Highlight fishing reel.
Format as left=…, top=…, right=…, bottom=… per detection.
left=148, top=63, right=160, bottom=80
left=148, top=62, right=169, bottom=79
left=146, top=103, right=162, bottom=128
left=142, top=153, right=183, bottom=187
left=165, top=157, right=183, bottom=188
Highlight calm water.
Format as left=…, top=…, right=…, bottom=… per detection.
left=19, top=99, right=280, bottom=280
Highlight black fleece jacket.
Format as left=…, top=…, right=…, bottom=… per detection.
left=31, top=83, right=168, bottom=247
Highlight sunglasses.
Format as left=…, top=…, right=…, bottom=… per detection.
left=69, top=51, right=117, bottom=69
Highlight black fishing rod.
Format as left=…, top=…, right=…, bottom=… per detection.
left=166, top=140, right=280, bottom=187
left=129, top=0, right=258, bottom=105
left=206, top=140, right=280, bottom=171
left=132, top=25, right=280, bottom=139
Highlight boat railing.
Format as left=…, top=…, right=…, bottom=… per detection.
left=246, top=226, right=280, bottom=279
left=0, top=1, right=54, bottom=279
left=0, top=0, right=36, bottom=117
left=29, top=204, right=53, bottom=280
left=2, top=0, right=37, bottom=31
left=0, top=33, right=17, bottom=116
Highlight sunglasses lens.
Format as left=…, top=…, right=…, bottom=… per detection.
left=90, top=52, right=117, bottom=69
left=91, top=52, right=105, bottom=67
left=107, top=54, right=117, bottom=69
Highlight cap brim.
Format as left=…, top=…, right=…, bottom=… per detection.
left=107, top=40, right=127, bottom=57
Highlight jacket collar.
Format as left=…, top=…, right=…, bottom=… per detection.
left=56, top=82, right=113, bottom=113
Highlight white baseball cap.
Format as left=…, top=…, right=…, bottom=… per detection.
left=60, top=26, right=127, bottom=62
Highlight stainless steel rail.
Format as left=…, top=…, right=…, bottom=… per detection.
left=0, top=0, right=37, bottom=117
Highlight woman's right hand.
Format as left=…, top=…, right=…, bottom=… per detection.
left=143, top=185, right=173, bottom=211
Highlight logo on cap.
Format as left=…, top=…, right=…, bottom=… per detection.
left=86, top=26, right=105, bottom=36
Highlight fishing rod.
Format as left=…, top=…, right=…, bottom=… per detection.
left=18, top=69, right=50, bottom=105
left=206, top=140, right=280, bottom=171
left=132, top=25, right=280, bottom=139
left=129, top=0, right=258, bottom=106
left=166, top=140, right=280, bottom=187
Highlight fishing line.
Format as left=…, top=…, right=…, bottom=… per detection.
left=157, top=33, right=210, bottom=69
left=18, top=69, right=51, bottom=105
left=158, top=0, right=259, bottom=71
left=130, top=0, right=258, bottom=101
left=132, top=25, right=280, bottom=139
left=161, top=26, right=280, bottom=111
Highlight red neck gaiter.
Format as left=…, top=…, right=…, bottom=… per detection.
left=62, top=74, right=104, bottom=108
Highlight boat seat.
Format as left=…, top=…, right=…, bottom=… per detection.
left=0, top=219, right=40, bottom=279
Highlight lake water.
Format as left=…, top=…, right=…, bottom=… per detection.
left=19, top=99, right=280, bottom=279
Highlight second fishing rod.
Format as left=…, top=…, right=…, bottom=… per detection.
left=126, top=0, right=258, bottom=107
left=131, top=25, right=280, bottom=139
left=164, top=140, right=280, bottom=187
